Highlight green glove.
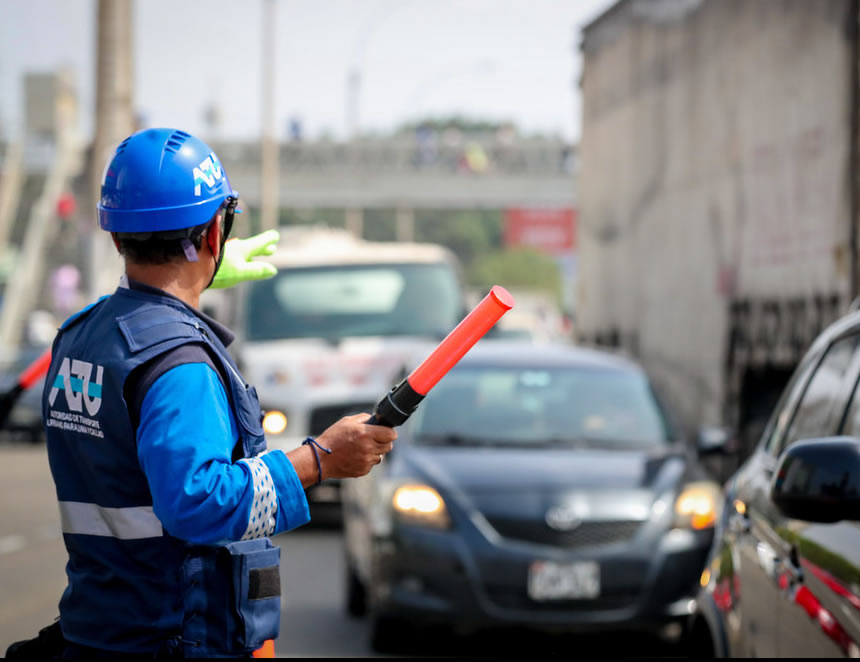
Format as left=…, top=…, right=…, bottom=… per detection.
left=210, top=230, right=280, bottom=289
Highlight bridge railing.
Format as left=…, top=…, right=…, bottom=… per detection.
left=211, top=137, right=575, bottom=178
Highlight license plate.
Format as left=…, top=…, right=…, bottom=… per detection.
left=527, top=561, right=600, bottom=601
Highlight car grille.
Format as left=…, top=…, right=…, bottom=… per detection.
left=309, top=402, right=376, bottom=436
left=484, top=587, right=639, bottom=612
left=486, top=517, right=642, bottom=549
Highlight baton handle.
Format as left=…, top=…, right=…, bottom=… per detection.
left=366, top=379, right=425, bottom=428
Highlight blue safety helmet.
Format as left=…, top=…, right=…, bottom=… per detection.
left=98, top=128, right=238, bottom=235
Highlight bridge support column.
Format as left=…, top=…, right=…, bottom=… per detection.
left=395, top=207, right=415, bottom=242
left=345, top=207, right=363, bottom=238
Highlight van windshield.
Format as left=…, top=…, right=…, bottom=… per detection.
left=245, top=263, right=463, bottom=341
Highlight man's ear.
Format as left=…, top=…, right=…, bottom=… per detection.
left=111, top=232, right=121, bottom=252
left=205, top=214, right=222, bottom=260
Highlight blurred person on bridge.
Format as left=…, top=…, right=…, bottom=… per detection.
left=6, top=128, right=396, bottom=659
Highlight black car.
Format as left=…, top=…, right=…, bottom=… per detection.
left=341, top=342, right=732, bottom=652
left=690, top=311, right=860, bottom=657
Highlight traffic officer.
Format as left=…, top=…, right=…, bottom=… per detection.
left=22, top=128, right=397, bottom=658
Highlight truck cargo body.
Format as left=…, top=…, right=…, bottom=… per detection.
left=576, top=0, right=858, bottom=459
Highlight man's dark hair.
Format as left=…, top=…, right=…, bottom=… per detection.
left=115, top=221, right=212, bottom=265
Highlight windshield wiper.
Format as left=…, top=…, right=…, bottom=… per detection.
left=539, top=437, right=594, bottom=449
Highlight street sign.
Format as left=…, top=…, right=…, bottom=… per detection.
left=504, top=207, right=576, bottom=256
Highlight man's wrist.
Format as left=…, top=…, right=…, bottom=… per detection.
left=285, top=444, right=323, bottom=489
left=301, top=436, right=332, bottom=485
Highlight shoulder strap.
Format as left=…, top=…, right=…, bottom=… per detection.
left=117, top=304, right=204, bottom=355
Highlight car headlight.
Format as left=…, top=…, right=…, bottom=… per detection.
left=674, top=481, right=722, bottom=530
left=262, top=410, right=288, bottom=435
left=392, top=484, right=450, bottom=529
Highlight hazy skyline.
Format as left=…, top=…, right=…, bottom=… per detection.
left=0, top=0, right=615, bottom=143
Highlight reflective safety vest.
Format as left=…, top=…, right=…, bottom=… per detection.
left=44, top=286, right=280, bottom=657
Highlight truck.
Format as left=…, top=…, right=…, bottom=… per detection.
left=207, top=226, right=468, bottom=505
left=575, top=0, right=860, bottom=463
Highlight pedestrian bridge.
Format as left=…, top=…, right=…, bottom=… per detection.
left=212, top=135, right=576, bottom=213
left=1, top=133, right=576, bottom=242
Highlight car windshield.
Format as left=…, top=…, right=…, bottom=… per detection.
left=245, top=262, right=463, bottom=341
left=408, top=365, right=674, bottom=447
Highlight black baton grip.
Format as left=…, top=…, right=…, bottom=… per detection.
left=366, top=379, right=425, bottom=428
left=365, top=413, right=384, bottom=426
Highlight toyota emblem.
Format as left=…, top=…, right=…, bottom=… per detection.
left=546, top=502, right=586, bottom=531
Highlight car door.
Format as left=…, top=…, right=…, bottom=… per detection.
left=730, top=333, right=860, bottom=657
left=728, top=349, right=819, bottom=657
left=774, top=337, right=860, bottom=658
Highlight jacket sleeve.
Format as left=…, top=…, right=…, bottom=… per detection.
left=136, top=362, right=310, bottom=544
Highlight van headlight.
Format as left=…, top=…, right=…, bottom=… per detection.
left=262, top=410, right=288, bottom=435
left=392, top=484, right=450, bottom=529
left=674, top=481, right=722, bottom=530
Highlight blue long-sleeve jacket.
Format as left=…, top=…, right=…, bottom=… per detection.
left=137, top=362, right=309, bottom=544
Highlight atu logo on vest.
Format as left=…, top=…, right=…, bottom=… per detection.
left=48, top=357, right=104, bottom=416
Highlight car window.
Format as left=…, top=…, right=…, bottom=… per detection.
left=408, top=365, right=673, bottom=447
left=837, top=352, right=860, bottom=438
left=761, top=353, right=818, bottom=456
left=778, top=334, right=860, bottom=453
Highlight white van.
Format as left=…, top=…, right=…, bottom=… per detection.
left=221, top=226, right=467, bottom=503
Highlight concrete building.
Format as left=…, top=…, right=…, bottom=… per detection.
left=576, top=0, right=857, bottom=457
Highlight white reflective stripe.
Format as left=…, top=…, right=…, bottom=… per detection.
left=59, top=501, right=164, bottom=540
left=238, top=456, right=278, bottom=540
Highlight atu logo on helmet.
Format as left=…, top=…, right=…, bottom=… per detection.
left=192, top=153, right=224, bottom=196
left=48, top=357, right=104, bottom=416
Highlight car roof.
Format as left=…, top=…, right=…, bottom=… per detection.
left=443, top=341, right=646, bottom=374
left=807, top=308, right=860, bottom=356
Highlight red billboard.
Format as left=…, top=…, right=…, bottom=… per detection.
left=504, top=208, right=576, bottom=255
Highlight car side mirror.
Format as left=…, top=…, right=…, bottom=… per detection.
left=696, top=425, right=735, bottom=456
left=771, top=436, right=860, bottom=523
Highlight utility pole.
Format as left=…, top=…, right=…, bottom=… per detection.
left=260, top=0, right=279, bottom=231
left=346, top=68, right=360, bottom=141
left=88, top=0, right=135, bottom=301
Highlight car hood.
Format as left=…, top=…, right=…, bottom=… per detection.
left=397, top=444, right=689, bottom=522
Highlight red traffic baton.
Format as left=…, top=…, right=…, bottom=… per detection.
left=367, top=285, right=514, bottom=427
left=19, top=348, right=53, bottom=390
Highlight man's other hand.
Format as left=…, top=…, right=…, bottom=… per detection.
left=316, top=413, right=398, bottom=479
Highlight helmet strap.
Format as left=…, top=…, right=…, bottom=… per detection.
left=204, top=198, right=236, bottom=289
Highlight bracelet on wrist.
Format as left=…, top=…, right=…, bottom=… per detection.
left=301, top=436, right=332, bottom=485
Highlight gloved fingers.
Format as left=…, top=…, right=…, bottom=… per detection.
left=242, top=230, right=280, bottom=258
left=248, top=263, right=277, bottom=280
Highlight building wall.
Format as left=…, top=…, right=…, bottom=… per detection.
left=576, top=0, right=853, bottom=428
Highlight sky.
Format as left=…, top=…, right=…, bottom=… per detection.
left=0, top=0, right=616, bottom=143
